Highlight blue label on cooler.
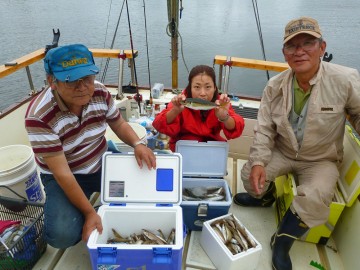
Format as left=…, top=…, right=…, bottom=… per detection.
left=25, top=172, right=43, bottom=202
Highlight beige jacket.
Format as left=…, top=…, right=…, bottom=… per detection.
left=250, top=61, right=360, bottom=167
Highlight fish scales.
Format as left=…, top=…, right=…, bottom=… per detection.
left=180, top=98, right=228, bottom=111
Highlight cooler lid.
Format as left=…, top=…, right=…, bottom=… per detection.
left=101, top=152, right=182, bottom=206
left=338, top=126, right=360, bottom=207
left=175, top=140, right=229, bottom=178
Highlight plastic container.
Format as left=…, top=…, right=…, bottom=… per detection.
left=176, top=141, right=232, bottom=231
left=274, top=126, right=360, bottom=244
left=146, top=131, right=159, bottom=150
left=0, top=145, right=43, bottom=202
left=87, top=152, right=184, bottom=270
left=106, top=123, right=147, bottom=153
left=151, top=83, right=164, bottom=99
left=119, top=107, right=128, bottom=121
left=0, top=189, right=46, bottom=270
left=200, top=213, right=262, bottom=270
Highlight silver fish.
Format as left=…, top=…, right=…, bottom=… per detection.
left=142, top=229, right=167, bottom=245
left=180, top=98, right=225, bottom=111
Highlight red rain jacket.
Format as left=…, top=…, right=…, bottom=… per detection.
left=152, top=97, right=245, bottom=152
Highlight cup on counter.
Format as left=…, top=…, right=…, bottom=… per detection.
left=151, top=83, right=164, bottom=99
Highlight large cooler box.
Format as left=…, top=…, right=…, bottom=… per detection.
left=275, top=125, right=360, bottom=244
left=200, top=213, right=262, bottom=270
left=176, top=140, right=232, bottom=231
left=87, top=152, right=184, bottom=270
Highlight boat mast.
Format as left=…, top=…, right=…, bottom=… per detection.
left=168, top=0, right=179, bottom=90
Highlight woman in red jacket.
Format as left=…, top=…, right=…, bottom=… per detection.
left=152, top=65, right=245, bottom=152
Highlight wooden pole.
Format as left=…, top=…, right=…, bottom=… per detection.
left=169, top=0, right=179, bottom=90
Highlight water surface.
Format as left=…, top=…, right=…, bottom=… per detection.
left=1, top=0, right=359, bottom=111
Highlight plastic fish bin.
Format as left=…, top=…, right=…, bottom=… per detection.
left=274, top=125, right=360, bottom=244
left=200, top=213, right=262, bottom=270
left=176, top=141, right=232, bottom=231
left=87, top=152, right=184, bottom=270
left=0, top=186, right=46, bottom=270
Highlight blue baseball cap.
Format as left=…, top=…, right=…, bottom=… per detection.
left=44, top=44, right=99, bottom=82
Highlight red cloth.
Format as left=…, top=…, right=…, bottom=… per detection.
left=152, top=96, right=245, bottom=152
left=0, top=220, right=21, bottom=234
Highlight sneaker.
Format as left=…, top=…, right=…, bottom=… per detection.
left=233, top=182, right=275, bottom=207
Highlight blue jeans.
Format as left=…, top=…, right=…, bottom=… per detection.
left=40, top=170, right=101, bottom=249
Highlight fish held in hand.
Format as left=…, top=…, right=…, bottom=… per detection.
left=180, top=98, right=227, bottom=111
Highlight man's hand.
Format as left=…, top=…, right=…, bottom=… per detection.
left=82, top=211, right=103, bottom=242
left=249, top=165, right=266, bottom=195
left=134, top=144, right=156, bottom=170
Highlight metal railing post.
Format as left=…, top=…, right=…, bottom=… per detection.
left=218, top=65, right=223, bottom=91
left=223, top=56, right=231, bottom=94
left=117, top=50, right=124, bottom=99
left=25, top=67, right=36, bottom=94
left=128, top=59, right=135, bottom=86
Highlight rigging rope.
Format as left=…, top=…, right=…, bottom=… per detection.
left=166, top=21, right=189, bottom=75
left=125, top=0, right=141, bottom=112
left=100, top=0, right=126, bottom=83
left=100, top=0, right=113, bottom=76
left=251, top=0, right=270, bottom=80
left=142, top=0, right=153, bottom=104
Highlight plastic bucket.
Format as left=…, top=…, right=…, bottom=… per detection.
left=146, top=131, right=159, bottom=150
left=106, top=122, right=147, bottom=143
left=0, top=145, right=44, bottom=202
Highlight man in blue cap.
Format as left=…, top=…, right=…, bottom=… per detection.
left=25, top=44, right=156, bottom=248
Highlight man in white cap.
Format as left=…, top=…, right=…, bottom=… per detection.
left=233, top=17, right=360, bottom=269
left=25, top=44, right=156, bottom=248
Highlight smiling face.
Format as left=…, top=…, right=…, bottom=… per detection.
left=185, top=65, right=218, bottom=102
left=283, top=33, right=326, bottom=78
left=49, top=75, right=95, bottom=114
left=190, top=73, right=216, bottom=101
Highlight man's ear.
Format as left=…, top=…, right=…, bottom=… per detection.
left=319, top=40, right=327, bottom=57
left=47, top=75, right=57, bottom=89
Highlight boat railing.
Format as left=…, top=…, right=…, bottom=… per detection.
left=0, top=48, right=138, bottom=116
left=213, top=55, right=289, bottom=94
left=0, top=49, right=294, bottom=117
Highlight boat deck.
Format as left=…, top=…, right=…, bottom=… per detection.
left=32, top=158, right=344, bottom=270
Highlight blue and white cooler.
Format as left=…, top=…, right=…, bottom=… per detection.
left=87, top=152, right=184, bottom=270
left=176, top=140, right=232, bottom=231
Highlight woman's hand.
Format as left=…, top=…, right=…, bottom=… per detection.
left=171, top=93, right=186, bottom=113
left=215, top=93, right=231, bottom=120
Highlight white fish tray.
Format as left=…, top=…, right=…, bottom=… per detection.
left=200, top=213, right=262, bottom=270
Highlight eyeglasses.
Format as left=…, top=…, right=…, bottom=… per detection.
left=64, top=75, right=95, bottom=89
left=283, top=39, right=320, bottom=55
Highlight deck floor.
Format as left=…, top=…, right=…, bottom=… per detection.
left=33, top=158, right=344, bottom=270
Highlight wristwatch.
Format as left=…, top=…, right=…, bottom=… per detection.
left=133, top=139, right=147, bottom=148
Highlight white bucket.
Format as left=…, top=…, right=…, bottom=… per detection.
left=0, top=145, right=44, bottom=202
left=105, top=122, right=147, bottom=143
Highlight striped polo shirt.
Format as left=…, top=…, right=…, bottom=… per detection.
left=25, top=81, right=120, bottom=174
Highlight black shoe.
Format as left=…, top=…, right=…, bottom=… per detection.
left=233, top=182, right=275, bottom=207
left=271, top=208, right=308, bottom=270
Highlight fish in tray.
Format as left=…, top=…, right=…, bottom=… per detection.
left=107, top=228, right=176, bottom=245
left=182, top=186, right=225, bottom=201
left=210, top=214, right=257, bottom=255
left=180, top=98, right=228, bottom=111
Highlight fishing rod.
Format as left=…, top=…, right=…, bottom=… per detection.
left=125, top=0, right=142, bottom=113
left=142, top=0, right=152, bottom=105
left=252, top=0, right=270, bottom=80
left=101, top=0, right=125, bottom=84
